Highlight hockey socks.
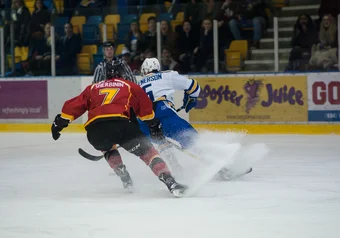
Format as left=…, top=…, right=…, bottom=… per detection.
left=104, top=149, right=123, bottom=169
left=140, top=146, right=171, bottom=176
left=105, top=150, right=133, bottom=190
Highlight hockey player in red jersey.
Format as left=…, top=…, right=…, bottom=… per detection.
left=51, top=77, right=187, bottom=197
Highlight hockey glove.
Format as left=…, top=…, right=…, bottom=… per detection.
left=183, top=93, right=197, bottom=113
left=51, top=114, right=70, bottom=140
left=147, top=118, right=165, bottom=141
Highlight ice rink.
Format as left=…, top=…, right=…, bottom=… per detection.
left=1, top=132, right=340, bottom=238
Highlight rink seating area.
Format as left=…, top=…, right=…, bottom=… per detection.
left=0, top=72, right=339, bottom=134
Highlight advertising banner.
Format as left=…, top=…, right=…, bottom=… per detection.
left=0, top=80, right=48, bottom=119
left=308, top=74, right=340, bottom=122
left=190, top=76, right=308, bottom=123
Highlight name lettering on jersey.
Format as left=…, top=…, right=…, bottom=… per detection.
left=94, top=82, right=125, bottom=89
left=139, top=73, right=162, bottom=85
left=196, top=85, right=243, bottom=109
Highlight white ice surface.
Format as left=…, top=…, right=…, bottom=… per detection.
left=0, top=132, right=340, bottom=238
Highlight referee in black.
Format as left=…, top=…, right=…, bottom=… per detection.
left=93, top=41, right=137, bottom=84
left=92, top=41, right=139, bottom=125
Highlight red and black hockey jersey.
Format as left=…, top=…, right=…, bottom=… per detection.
left=60, top=78, right=155, bottom=127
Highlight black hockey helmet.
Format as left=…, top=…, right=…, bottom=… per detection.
left=105, top=60, right=122, bottom=80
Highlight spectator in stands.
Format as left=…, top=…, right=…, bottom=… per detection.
left=216, top=0, right=239, bottom=48
left=193, top=18, right=214, bottom=72
left=229, top=0, right=268, bottom=49
left=309, top=14, right=338, bottom=70
left=136, top=48, right=155, bottom=73
left=125, top=20, right=143, bottom=58
left=5, top=0, right=31, bottom=47
left=58, top=22, right=82, bottom=75
left=318, top=0, right=340, bottom=24
left=142, top=16, right=157, bottom=55
left=120, top=48, right=139, bottom=74
left=286, top=14, right=318, bottom=71
left=176, top=20, right=199, bottom=73
left=161, top=47, right=180, bottom=71
left=26, top=22, right=61, bottom=76
left=142, top=48, right=155, bottom=59
left=204, top=0, right=221, bottom=19
left=27, top=0, right=51, bottom=37
left=184, top=0, right=206, bottom=34
left=160, top=20, right=177, bottom=53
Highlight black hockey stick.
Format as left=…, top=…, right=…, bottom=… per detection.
left=77, top=139, right=182, bottom=162
left=78, top=148, right=105, bottom=161
left=176, top=106, right=184, bottom=112
left=78, top=138, right=187, bottom=162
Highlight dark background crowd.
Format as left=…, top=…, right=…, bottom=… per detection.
left=0, top=0, right=339, bottom=76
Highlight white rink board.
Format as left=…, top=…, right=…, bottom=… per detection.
left=1, top=72, right=340, bottom=125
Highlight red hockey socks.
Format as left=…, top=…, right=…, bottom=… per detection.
left=140, top=146, right=170, bottom=176
left=104, top=149, right=123, bottom=170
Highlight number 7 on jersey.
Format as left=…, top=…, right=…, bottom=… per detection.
left=99, top=88, right=120, bottom=105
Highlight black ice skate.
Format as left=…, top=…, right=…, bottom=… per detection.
left=218, top=167, right=253, bottom=181
left=114, top=164, right=133, bottom=192
left=159, top=173, right=188, bottom=197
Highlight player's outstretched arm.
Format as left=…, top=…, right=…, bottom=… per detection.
left=51, top=86, right=91, bottom=140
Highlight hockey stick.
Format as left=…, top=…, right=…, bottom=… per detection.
left=78, top=138, right=192, bottom=162
left=176, top=106, right=184, bottom=112
left=78, top=148, right=105, bottom=161
left=77, top=139, right=185, bottom=162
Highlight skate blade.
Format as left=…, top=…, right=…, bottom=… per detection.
left=172, top=188, right=186, bottom=198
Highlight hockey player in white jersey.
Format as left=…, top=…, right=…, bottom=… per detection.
left=138, top=58, right=253, bottom=180
left=138, top=58, right=200, bottom=150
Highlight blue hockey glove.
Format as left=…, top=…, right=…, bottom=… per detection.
left=183, top=93, right=197, bottom=113
left=51, top=114, right=69, bottom=140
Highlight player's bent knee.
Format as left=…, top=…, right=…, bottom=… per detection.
left=122, top=137, right=153, bottom=156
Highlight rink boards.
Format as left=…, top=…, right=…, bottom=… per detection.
left=0, top=73, right=339, bottom=134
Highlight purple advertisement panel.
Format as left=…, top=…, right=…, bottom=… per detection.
left=0, top=80, right=48, bottom=119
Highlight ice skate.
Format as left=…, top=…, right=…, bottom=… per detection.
left=158, top=173, right=188, bottom=197
left=114, top=164, right=133, bottom=192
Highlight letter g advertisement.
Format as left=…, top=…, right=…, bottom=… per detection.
left=190, top=76, right=308, bottom=123
left=308, top=74, right=340, bottom=122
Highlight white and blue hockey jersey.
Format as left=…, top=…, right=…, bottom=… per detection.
left=137, top=70, right=200, bottom=104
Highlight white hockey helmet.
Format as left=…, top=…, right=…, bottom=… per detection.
left=141, top=58, right=160, bottom=76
